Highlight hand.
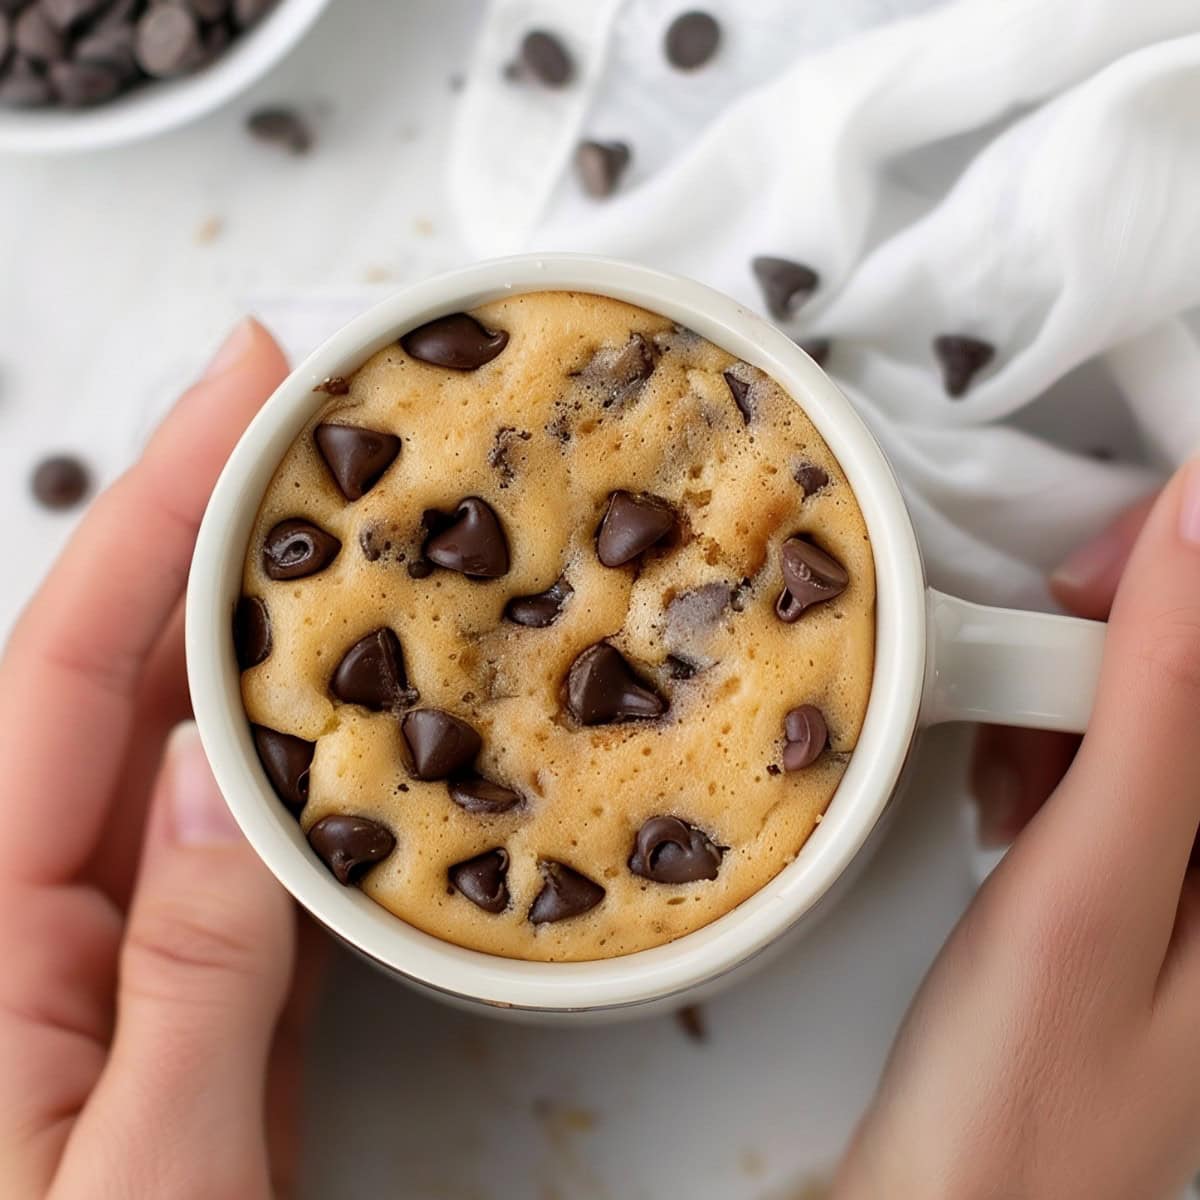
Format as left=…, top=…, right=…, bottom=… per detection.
left=835, top=465, right=1200, bottom=1199
left=0, top=321, right=323, bottom=1199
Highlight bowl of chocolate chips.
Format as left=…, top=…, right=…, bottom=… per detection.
left=0, top=0, right=330, bottom=153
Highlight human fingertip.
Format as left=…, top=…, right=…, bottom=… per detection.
left=165, top=722, right=242, bottom=846
left=202, top=317, right=262, bottom=380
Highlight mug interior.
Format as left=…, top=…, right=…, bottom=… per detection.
left=185, top=255, right=927, bottom=1013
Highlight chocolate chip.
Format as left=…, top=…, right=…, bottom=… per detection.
left=42, top=0, right=107, bottom=31
left=566, top=643, right=666, bottom=725
left=424, top=497, right=509, bottom=578
left=449, top=848, right=510, bottom=913
left=308, top=814, right=395, bottom=885
left=665, top=582, right=731, bottom=645
left=401, top=313, right=509, bottom=370
left=793, top=463, right=829, bottom=496
left=798, top=338, right=831, bottom=368
left=529, top=861, right=605, bottom=924
left=14, top=7, right=65, bottom=63
left=933, top=335, right=994, bottom=398
left=448, top=776, right=522, bottom=815
left=782, top=704, right=827, bottom=771
left=676, top=1004, right=708, bottom=1042
left=49, top=59, right=121, bottom=106
left=314, top=423, right=400, bottom=501
left=74, top=24, right=138, bottom=79
left=262, top=519, right=341, bottom=581
left=407, top=559, right=433, bottom=579
left=751, top=257, right=819, bottom=320
left=723, top=370, right=752, bottom=424
left=135, top=4, right=201, bottom=77
left=665, top=654, right=697, bottom=680
left=629, top=816, right=722, bottom=883
left=246, top=106, right=313, bottom=155
left=233, top=596, right=271, bottom=670
left=402, top=709, right=482, bottom=780
left=233, top=0, right=276, bottom=28
left=487, top=425, right=532, bottom=487
left=596, top=491, right=676, bottom=567
left=505, top=578, right=573, bottom=628
left=519, top=29, right=572, bottom=87
left=184, top=0, right=232, bottom=21
left=252, top=725, right=314, bottom=812
left=0, top=16, right=10, bottom=66
left=775, top=536, right=848, bottom=622
left=314, top=375, right=350, bottom=395
left=0, top=57, right=52, bottom=107
left=581, top=333, right=658, bottom=407
left=330, top=628, right=417, bottom=711
left=576, top=140, right=630, bottom=198
left=30, top=454, right=89, bottom=509
left=664, top=10, right=720, bottom=70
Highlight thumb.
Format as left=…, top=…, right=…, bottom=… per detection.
left=53, top=724, right=294, bottom=1200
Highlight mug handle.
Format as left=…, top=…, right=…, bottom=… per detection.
left=920, top=589, right=1106, bottom=734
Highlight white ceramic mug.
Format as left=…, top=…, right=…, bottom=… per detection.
left=186, top=254, right=1106, bottom=1022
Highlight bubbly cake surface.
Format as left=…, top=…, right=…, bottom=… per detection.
left=239, top=291, right=875, bottom=961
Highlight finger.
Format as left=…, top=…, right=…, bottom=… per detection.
left=1046, top=462, right=1200, bottom=937
left=52, top=724, right=294, bottom=1199
left=0, top=320, right=288, bottom=887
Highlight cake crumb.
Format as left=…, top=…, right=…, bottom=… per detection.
left=194, top=216, right=224, bottom=245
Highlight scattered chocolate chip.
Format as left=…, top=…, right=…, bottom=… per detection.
left=314, top=423, right=401, bottom=501
left=330, top=628, right=417, bottom=711
left=135, top=4, right=201, bottom=77
left=449, top=848, right=510, bottom=913
left=751, top=257, right=819, bottom=320
left=262, top=519, right=341, bottom=581
left=576, top=140, right=630, bottom=198
left=401, top=313, right=509, bottom=370
left=424, top=497, right=509, bottom=578
left=629, top=816, right=722, bottom=883
left=665, top=654, right=697, bottom=680
left=14, top=6, right=64, bottom=63
left=933, top=334, right=994, bottom=398
left=233, top=0, right=275, bottom=26
left=246, top=106, right=313, bottom=155
left=766, top=763, right=781, bottom=776
left=449, top=776, right=522, bottom=815
left=798, top=338, right=831, bottom=368
left=793, top=463, right=829, bottom=496
left=185, top=0, right=232, bottom=21
left=488, top=425, right=532, bottom=487
left=308, top=815, right=395, bottom=885
left=252, top=725, right=314, bottom=812
left=664, top=10, right=720, bottom=70
left=723, top=370, right=752, bottom=424
left=49, top=59, right=121, bottom=106
left=402, top=709, right=482, bottom=780
left=676, top=1004, right=708, bottom=1042
left=519, top=29, right=572, bottom=87
left=233, top=596, right=271, bottom=670
left=0, top=57, right=53, bottom=108
left=42, top=0, right=108, bottom=31
left=596, top=491, right=676, bottom=567
left=566, top=643, right=666, bottom=725
left=74, top=23, right=138, bottom=79
left=529, top=861, right=605, bottom=924
left=783, top=704, right=827, bottom=771
left=505, top=578, right=573, bottom=628
left=775, top=536, right=848, bottom=622
left=314, top=375, right=350, bottom=395
left=30, top=454, right=89, bottom=510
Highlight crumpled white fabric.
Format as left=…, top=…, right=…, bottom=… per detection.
left=447, top=0, right=1200, bottom=608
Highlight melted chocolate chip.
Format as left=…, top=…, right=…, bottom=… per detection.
left=591, top=333, right=658, bottom=407
left=629, top=816, right=722, bottom=883
left=566, top=643, right=666, bottom=725
left=505, top=578, right=573, bottom=627
left=775, top=536, right=848, bottom=623
left=576, top=139, right=630, bottom=198
left=401, top=313, right=509, bottom=370
left=262, top=519, right=341, bottom=581
left=782, top=705, right=827, bottom=771
left=315, top=376, right=350, bottom=395
left=402, top=709, right=482, bottom=780
left=488, top=425, right=532, bottom=487
left=307, top=815, right=395, bottom=885
left=448, top=776, right=522, bottom=815
left=723, top=370, right=752, bottom=424
left=596, top=491, right=676, bottom=567
left=424, top=497, right=510, bottom=578
left=665, top=654, right=698, bottom=680
left=793, top=463, right=829, bottom=496
left=933, top=335, right=994, bottom=398
left=314, top=423, right=401, bottom=501
left=519, top=29, right=572, bottom=87
left=449, top=848, right=510, bottom=913
left=233, top=596, right=271, bottom=670
left=751, top=256, right=819, bottom=320
left=252, top=725, right=314, bottom=812
left=330, top=628, right=416, bottom=711
left=664, top=10, right=720, bottom=70
left=529, top=861, right=605, bottom=924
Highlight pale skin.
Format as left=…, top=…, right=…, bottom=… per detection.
left=0, top=316, right=1195, bottom=1197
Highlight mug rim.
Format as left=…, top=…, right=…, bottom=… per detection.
left=185, top=254, right=927, bottom=1013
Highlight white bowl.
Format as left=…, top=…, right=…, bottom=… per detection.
left=0, top=0, right=331, bottom=155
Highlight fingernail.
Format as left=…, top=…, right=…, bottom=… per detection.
left=202, top=317, right=258, bottom=380
left=1179, top=461, right=1200, bottom=546
left=1049, top=523, right=1128, bottom=595
left=167, top=722, right=242, bottom=845
left=972, top=759, right=1022, bottom=848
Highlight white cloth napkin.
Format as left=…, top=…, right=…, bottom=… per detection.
left=442, top=0, right=1200, bottom=608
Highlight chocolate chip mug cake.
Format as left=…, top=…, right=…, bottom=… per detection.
left=236, top=292, right=875, bottom=962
